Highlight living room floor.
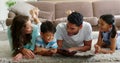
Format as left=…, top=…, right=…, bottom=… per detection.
left=0, top=25, right=120, bottom=63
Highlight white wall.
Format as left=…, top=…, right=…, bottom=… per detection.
left=39, top=0, right=111, bottom=1
left=0, top=0, right=9, bottom=20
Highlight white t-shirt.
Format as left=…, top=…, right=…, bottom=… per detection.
left=55, top=22, right=92, bottom=48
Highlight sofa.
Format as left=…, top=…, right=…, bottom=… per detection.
left=6, top=0, right=120, bottom=31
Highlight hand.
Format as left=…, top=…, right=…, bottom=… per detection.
left=49, top=49, right=57, bottom=54
left=57, top=48, right=77, bottom=56
left=34, top=47, right=54, bottom=56
left=36, top=49, right=53, bottom=56
left=21, top=48, right=35, bottom=59
left=13, top=53, right=23, bottom=62
left=34, top=46, right=41, bottom=53
left=41, top=50, right=53, bottom=56
left=68, top=47, right=78, bottom=52
left=94, top=45, right=101, bottom=54
left=34, top=47, right=48, bottom=53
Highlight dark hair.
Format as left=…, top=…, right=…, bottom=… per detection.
left=10, top=15, right=32, bottom=50
left=41, top=21, right=56, bottom=34
left=67, top=12, right=83, bottom=26
left=100, top=14, right=117, bottom=38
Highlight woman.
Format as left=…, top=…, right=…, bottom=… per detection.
left=7, top=15, right=39, bottom=61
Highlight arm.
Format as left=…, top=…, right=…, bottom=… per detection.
left=81, top=40, right=92, bottom=51
left=55, top=24, right=63, bottom=48
left=95, top=32, right=116, bottom=54
left=68, top=40, right=92, bottom=52
left=94, top=31, right=103, bottom=53
left=34, top=46, right=54, bottom=56
left=95, top=31, right=103, bottom=46
left=57, top=40, right=63, bottom=48
left=99, top=37, right=116, bottom=54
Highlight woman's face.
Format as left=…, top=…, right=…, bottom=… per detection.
left=66, top=22, right=81, bottom=36
left=41, top=32, right=54, bottom=43
left=98, top=19, right=112, bottom=32
left=24, top=20, right=32, bottom=34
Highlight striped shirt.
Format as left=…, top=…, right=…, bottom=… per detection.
left=36, top=36, right=58, bottom=49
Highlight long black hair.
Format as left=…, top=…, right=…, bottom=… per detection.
left=10, top=15, right=32, bottom=50
left=100, top=14, right=117, bottom=38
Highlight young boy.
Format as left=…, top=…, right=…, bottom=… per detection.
left=34, top=21, right=58, bottom=56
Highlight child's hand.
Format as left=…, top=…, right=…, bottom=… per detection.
left=49, top=49, right=57, bottom=54
left=94, top=45, right=101, bottom=54
left=34, top=46, right=40, bottom=53
left=34, top=47, right=47, bottom=53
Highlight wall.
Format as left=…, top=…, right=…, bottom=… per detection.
left=0, top=0, right=9, bottom=20
left=39, top=0, right=100, bottom=2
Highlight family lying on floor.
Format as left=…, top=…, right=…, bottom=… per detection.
left=7, top=8, right=120, bottom=62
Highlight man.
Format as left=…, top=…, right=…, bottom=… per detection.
left=55, top=12, right=92, bottom=52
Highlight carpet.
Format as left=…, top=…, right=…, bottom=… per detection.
left=0, top=31, right=120, bottom=63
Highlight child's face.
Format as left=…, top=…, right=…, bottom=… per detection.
left=98, top=19, right=112, bottom=32
left=41, top=32, right=54, bottom=43
left=24, top=20, right=32, bottom=34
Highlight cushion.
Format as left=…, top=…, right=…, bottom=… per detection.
left=83, top=17, right=98, bottom=26
left=55, top=17, right=98, bottom=26
left=8, top=11, right=16, bottom=18
left=10, top=1, right=35, bottom=18
left=38, top=11, right=53, bottom=21
left=114, top=15, right=120, bottom=27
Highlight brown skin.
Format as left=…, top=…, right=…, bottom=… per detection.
left=95, top=19, right=116, bottom=54
left=34, top=32, right=57, bottom=56
left=34, top=46, right=57, bottom=56
left=57, top=22, right=92, bottom=52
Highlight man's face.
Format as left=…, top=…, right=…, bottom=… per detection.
left=66, top=22, right=82, bottom=36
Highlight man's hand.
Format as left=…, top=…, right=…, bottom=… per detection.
left=68, top=47, right=79, bottom=52
left=57, top=48, right=77, bottom=56
left=21, top=48, right=35, bottom=59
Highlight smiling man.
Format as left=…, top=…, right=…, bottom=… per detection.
left=55, top=12, right=92, bottom=52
